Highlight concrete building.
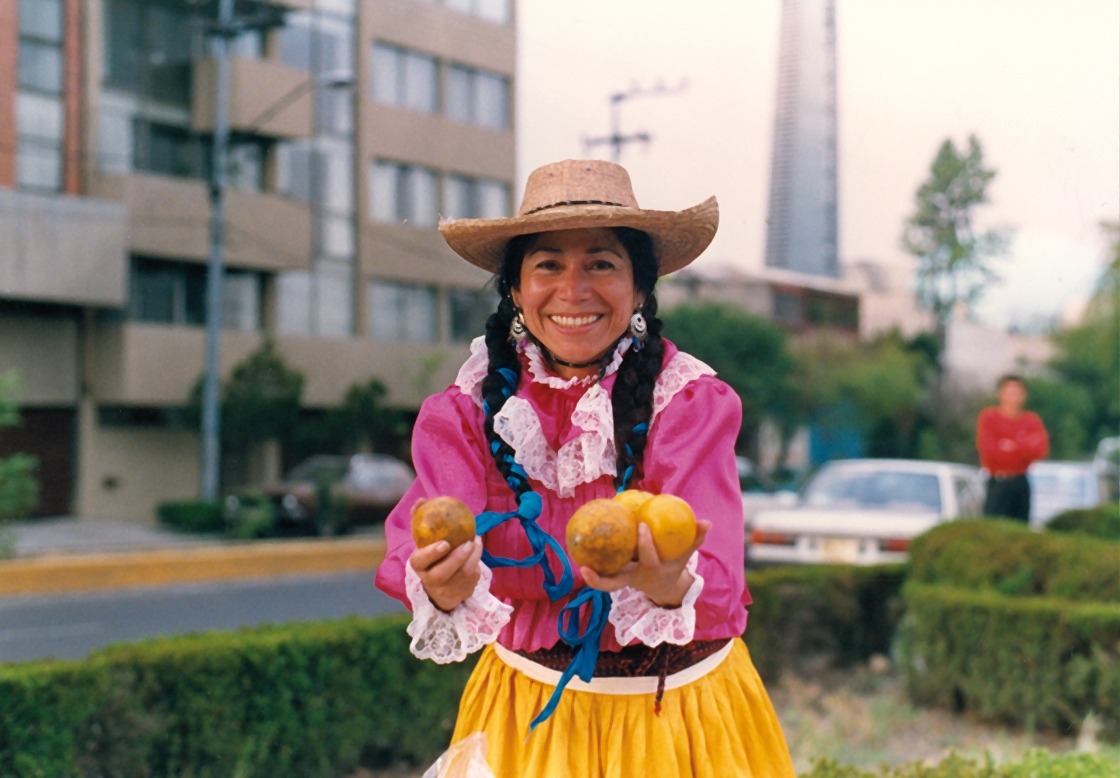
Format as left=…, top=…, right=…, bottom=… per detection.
left=764, top=0, right=839, bottom=278
left=0, top=0, right=515, bottom=521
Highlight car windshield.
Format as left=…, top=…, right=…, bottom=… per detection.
left=1029, top=469, right=1093, bottom=502
left=286, top=458, right=348, bottom=483
left=803, top=468, right=942, bottom=513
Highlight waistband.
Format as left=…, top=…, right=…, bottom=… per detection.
left=492, top=639, right=734, bottom=696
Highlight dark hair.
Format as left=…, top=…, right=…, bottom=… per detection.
left=997, top=374, right=1025, bottom=389
left=481, top=227, right=665, bottom=496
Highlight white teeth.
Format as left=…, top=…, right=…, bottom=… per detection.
left=548, top=314, right=602, bottom=327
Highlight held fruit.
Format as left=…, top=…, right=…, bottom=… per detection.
left=613, top=489, right=654, bottom=515
left=638, top=494, right=697, bottom=561
left=566, top=499, right=638, bottom=577
left=411, top=496, right=476, bottom=550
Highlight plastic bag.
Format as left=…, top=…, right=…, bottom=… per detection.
left=422, top=733, right=496, bottom=778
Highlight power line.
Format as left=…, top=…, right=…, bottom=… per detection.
left=582, top=78, right=689, bottom=162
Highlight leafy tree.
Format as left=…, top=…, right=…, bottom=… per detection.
left=1049, top=221, right=1120, bottom=449
left=661, top=302, right=797, bottom=454
left=0, top=370, right=40, bottom=526
left=337, top=379, right=410, bottom=454
left=902, top=135, right=1011, bottom=350
left=1023, top=376, right=1095, bottom=460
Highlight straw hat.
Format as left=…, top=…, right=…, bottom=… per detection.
left=439, top=160, right=718, bottom=276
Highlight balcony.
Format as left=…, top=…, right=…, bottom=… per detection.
left=0, top=189, right=128, bottom=307
left=192, top=57, right=313, bottom=139
left=90, top=173, right=312, bottom=272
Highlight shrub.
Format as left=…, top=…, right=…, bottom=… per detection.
left=804, top=750, right=1120, bottom=778
left=156, top=500, right=226, bottom=534
left=1047, top=504, right=1120, bottom=541
left=0, top=615, right=475, bottom=777
left=909, top=519, right=1119, bottom=602
left=744, top=564, right=906, bottom=681
left=899, top=583, right=1120, bottom=741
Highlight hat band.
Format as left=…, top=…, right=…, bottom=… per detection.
left=522, top=199, right=627, bottom=216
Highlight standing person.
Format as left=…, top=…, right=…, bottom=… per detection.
left=375, top=160, right=795, bottom=777
left=976, top=374, right=1050, bottom=522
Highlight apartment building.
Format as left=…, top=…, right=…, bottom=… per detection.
left=0, top=0, right=516, bottom=521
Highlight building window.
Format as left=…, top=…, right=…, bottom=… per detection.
left=368, top=282, right=437, bottom=343
left=131, top=121, right=207, bottom=179
left=16, top=0, right=64, bottom=193
left=371, top=43, right=438, bottom=114
left=370, top=160, right=439, bottom=228
left=130, top=258, right=261, bottom=330
left=772, top=291, right=802, bottom=326
left=103, top=0, right=193, bottom=107
left=450, top=288, right=498, bottom=342
left=442, top=174, right=511, bottom=220
left=441, top=0, right=511, bottom=24
left=444, top=64, right=509, bottom=129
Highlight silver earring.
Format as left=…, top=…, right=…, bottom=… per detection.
left=510, top=311, right=527, bottom=343
left=629, top=311, right=648, bottom=343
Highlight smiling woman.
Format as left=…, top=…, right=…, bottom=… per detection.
left=374, top=160, right=796, bottom=777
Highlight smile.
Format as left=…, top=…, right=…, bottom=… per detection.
left=547, top=314, right=603, bottom=328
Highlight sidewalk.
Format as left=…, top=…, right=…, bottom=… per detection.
left=0, top=517, right=387, bottom=597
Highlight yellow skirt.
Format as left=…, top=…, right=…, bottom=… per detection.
left=451, top=639, right=795, bottom=778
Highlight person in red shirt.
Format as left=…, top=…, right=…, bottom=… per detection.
left=976, top=374, right=1050, bottom=521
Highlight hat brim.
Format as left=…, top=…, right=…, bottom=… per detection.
left=438, top=197, right=718, bottom=276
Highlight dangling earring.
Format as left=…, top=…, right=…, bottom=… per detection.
left=629, top=310, right=648, bottom=346
left=510, top=310, right=528, bottom=343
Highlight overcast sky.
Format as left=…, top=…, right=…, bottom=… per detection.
left=515, top=0, right=1120, bottom=328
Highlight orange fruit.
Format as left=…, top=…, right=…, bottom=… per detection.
left=638, top=494, right=697, bottom=561
left=566, top=499, right=638, bottom=576
left=411, top=496, right=476, bottom=550
left=614, top=489, right=655, bottom=516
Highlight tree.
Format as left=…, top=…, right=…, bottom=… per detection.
left=661, top=303, right=798, bottom=455
left=0, top=370, right=40, bottom=526
left=902, top=135, right=1011, bottom=350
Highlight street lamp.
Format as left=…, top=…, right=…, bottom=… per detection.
left=199, top=0, right=354, bottom=502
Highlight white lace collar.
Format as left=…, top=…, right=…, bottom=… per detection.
left=522, top=338, right=630, bottom=389
left=453, top=337, right=716, bottom=497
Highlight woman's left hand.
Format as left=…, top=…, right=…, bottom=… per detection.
left=580, top=520, right=711, bottom=607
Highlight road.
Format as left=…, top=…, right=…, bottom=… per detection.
left=0, top=571, right=407, bottom=663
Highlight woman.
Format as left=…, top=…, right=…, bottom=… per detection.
left=375, top=160, right=794, bottom=777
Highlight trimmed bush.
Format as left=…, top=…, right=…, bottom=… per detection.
left=156, top=500, right=225, bottom=534
left=804, top=750, right=1120, bottom=778
left=909, top=519, right=1119, bottom=602
left=0, top=615, right=475, bottom=777
left=745, top=564, right=906, bottom=681
left=899, top=583, right=1120, bottom=741
left=1048, top=504, right=1120, bottom=541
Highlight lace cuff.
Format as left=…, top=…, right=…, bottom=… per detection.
left=608, top=552, right=704, bottom=647
left=404, top=560, right=513, bottom=664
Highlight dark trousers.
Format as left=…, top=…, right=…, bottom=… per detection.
left=984, top=474, right=1031, bottom=522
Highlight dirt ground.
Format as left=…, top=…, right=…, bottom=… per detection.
left=357, top=658, right=1119, bottom=777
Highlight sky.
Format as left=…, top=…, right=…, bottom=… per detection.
left=515, top=0, right=1120, bottom=329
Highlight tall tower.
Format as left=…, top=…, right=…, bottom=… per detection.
left=764, top=0, right=839, bottom=277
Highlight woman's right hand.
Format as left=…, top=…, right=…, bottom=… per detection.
left=409, top=537, right=484, bottom=612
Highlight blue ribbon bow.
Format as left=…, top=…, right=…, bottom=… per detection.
left=475, top=491, right=574, bottom=602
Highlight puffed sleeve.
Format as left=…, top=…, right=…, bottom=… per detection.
left=640, top=376, right=749, bottom=639
left=374, top=387, right=512, bottom=663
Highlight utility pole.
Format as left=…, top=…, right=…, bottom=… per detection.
left=583, top=79, right=688, bottom=162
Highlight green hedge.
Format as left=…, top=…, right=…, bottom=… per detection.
left=899, top=582, right=1120, bottom=741
left=156, top=500, right=226, bottom=534
left=804, top=750, right=1119, bottom=778
left=0, top=615, right=475, bottom=778
left=908, top=519, right=1119, bottom=602
left=1047, top=504, right=1120, bottom=541
left=745, top=564, right=906, bottom=681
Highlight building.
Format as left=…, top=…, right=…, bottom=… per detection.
left=763, top=0, right=839, bottom=278
left=0, top=0, right=515, bottom=521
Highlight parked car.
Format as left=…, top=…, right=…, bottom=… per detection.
left=227, top=454, right=415, bottom=536
left=737, top=456, right=798, bottom=527
left=747, top=458, right=984, bottom=566
left=1026, top=460, right=1108, bottom=527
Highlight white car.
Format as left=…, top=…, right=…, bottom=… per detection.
left=747, top=459, right=984, bottom=566
left=1027, top=461, right=1108, bottom=527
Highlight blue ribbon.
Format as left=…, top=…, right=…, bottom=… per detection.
left=530, top=586, right=613, bottom=730
left=475, top=491, right=574, bottom=602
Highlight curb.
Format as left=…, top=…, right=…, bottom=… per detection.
left=0, top=538, right=388, bottom=597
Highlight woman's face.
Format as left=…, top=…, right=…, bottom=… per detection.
left=511, top=228, right=645, bottom=377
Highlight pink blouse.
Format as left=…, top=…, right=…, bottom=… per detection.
left=374, top=338, right=750, bottom=656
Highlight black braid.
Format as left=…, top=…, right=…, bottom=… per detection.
left=609, top=228, right=663, bottom=490
left=483, top=229, right=663, bottom=495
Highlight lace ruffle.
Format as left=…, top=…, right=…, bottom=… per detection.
left=454, top=336, right=490, bottom=407
left=523, top=338, right=631, bottom=389
left=404, top=560, right=513, bottom=664
left=652, top=352, right=716, bottom=425
left=608, top=552, right=703, bottom=647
